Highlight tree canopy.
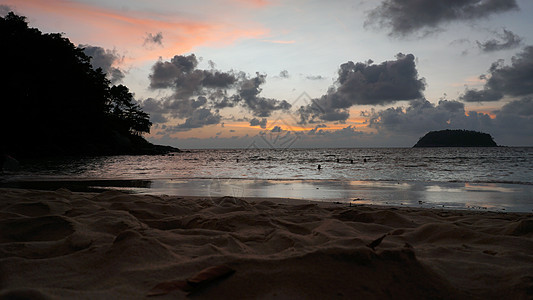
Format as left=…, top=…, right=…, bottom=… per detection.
left=0, top=12, right=162, bottom=157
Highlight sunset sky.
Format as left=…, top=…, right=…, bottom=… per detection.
left=2, top=0, right=533, bottom=148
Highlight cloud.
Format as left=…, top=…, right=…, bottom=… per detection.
left=307, top=124, right=327, bottom=135
left=498, top=96, right=533, bottom=116
left=236, top=73, right=291, bottom=117
left=494, top=97, right=533, bottom=143
left=366, top=0, right=519, bottom=37
left=149, top=54, right=201, bottom=90
left=140, top=96, right=210, bottom=123
left=366, top=97, right=533, bottom=145
left=367, top=98, right=480, bottom=135
left=0, top=4, right=13, bottom=16
left=143, top=32, right=163, bottom=47
left=164, top=108, right=221, bottom=132
left=148, top=96, right=533, bottom=147
left=147, top=54, right=292, bottom=129
left=461, top=46, right=533, bottom=102
left=132, top=94, right=222, bottom=132
left=149, top=54, right=239, bottom=101
left=298, top=53, right=425, bottom=123
left=140, top=98, right=168, bottom=123
left=305, top=75, right=325, bottom=80
left=460, top=89, right=503, bottom=102
left=336, top=53, right=425, bottom=103
left=279, top=70, right=289, bottom=78
left=307, top=124, right=363, bottom=138
left=249, top=117, right=267, bottom=129
left=80, top=44, right=125, bottom=83
left=11, top=0, right=268, bottom=66
left=270, top=126, right=282, bottom=132
left=477, top=29, right=522, bottom=52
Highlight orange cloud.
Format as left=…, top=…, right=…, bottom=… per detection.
left=9, top=0, right=268, bottom=64
left=230, top=0, right=272, bottom=7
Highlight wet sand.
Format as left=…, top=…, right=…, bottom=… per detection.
left=1, top=188, right=532, bottom=299
left=3, top=178, right=532, bottom=212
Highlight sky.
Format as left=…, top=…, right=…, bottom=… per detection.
left=2, top=0, right=533, bottom=148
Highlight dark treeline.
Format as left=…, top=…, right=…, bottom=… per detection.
left=0, top=12, right=177, bottom=158
left=413, top=129, right=498, bottom=147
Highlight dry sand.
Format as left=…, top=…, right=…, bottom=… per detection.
left=1, top=188, right=532, bottom=299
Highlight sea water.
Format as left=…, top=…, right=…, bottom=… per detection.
left=2, top=147, right=533, bottom=212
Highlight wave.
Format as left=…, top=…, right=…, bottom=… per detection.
left=4, top=175, right=532, bottom=187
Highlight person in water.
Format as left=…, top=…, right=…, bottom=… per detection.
left=317, top=164, right=321, bottom=170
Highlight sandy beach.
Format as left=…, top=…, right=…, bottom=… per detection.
left=1, top=188, right=532, bottom=299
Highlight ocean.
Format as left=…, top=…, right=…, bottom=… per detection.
left=2, top=147, right=533, bottom=212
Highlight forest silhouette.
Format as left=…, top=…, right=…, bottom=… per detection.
left=1, top=12, right=176, bottom=158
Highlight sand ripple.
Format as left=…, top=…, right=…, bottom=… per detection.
left=1, top=188, right=532, bottom=299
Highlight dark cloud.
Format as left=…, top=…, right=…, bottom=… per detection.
left=212, top=95, right=239, bottom=109
left=366, top=97, right=533, bottom=145
left=305, top=75, right=325, bottom=80
left=139, top=96, right=209, bottom=123
left=149, top=54, right=240, bottom=101
left=139, top=98, right=168, bottom=123
left=321, top=125, right=363, bottom=137
left=498, top=96, right=533, bottom=116
left=298, top=53, right=425, bottom=123
left=368, top=99, right=477, bottom=134
left=279, top=70, right=289, bottom=78
left=149, top=54, right=200, bottom=90
left=366, top=0, right=519, bottom=37
left=461, top=89, right=503, bottom=102
left=298, top=125, right=366, bottom=148
left=144, top=32, right=163, bottom=46
left=477, top=29, right=522, bottom=52
left=493, top=97, right=533, bottom=143
left=462, top=46, right=533, bottom=102
left=165, top=108, right=221, bottom=132
left=271, top=126, right=282, bottom=132
left=336, top=53, right=424, bottom=103
left=250, top=117, right=267, bottom=129
left=147, top=55, right=292, bottom=129
left=307, top=124, right=327, bottom=135
left=0, top=4, right=13, bottom=16
left=149, top=96, right=533, bottom=147
left=236, top=73, right=291, bottom=117
left=80, top=45, right=125, bottom=83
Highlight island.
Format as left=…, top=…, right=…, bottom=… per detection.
left=413, top=129, right=498, bottom=147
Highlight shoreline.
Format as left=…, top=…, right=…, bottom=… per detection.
left=2, top=178, right=533, bottom=212
left=1, top=188, right=533, bottom=299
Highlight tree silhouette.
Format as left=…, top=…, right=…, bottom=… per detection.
left=108, top=85, right=152, bottom=136
left=0, top=12, right=160, bottom=158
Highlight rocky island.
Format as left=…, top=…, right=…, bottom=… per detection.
left=413, top=129, right=498, bottom=147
